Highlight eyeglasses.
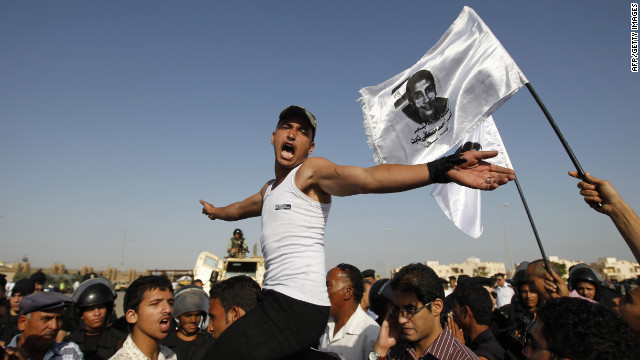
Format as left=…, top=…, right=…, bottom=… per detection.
left=522, top=330, right=555, bottom=356
left=391, top=301, right=433, bottom=320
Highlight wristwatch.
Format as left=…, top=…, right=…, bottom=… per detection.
left=369, top=351, right=387, bottom=360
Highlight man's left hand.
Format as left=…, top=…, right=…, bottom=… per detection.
left=448, top=151, right=515, bottom=190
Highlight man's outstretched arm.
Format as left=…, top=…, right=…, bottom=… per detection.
left=569, top=171, right=640, bottom=262
left=200, top=182, right=270, bottom=221
left=300, top=151, right=515, bottom=197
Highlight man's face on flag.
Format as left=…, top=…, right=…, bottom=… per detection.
left=410, top=79, right=437, bottom=121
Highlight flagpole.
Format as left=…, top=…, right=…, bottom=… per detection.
left=522, top=82, right=599, bottom=281
left=513, top=176, right=553, bottom=274
left=524, top=82, right=602, bottom=208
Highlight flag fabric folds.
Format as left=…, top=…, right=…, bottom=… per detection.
left=359, top=6, right=527, bottom=165
left=430, top=117, right=513, bottom=238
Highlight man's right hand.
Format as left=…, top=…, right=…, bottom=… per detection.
left=200, top=199, right=216, bottom=220
left=373, top=310, right=400, bottom=356
left=541, top=263, right=569, bottom=298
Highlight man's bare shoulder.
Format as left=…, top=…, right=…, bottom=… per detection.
left=299, top=157, right=337, bottom=174
left=260, top=179, right=275, bottom=197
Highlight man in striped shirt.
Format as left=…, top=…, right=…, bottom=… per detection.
left=370, top=263, right=478, bottom=360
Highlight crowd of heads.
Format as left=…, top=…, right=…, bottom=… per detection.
left=0, top=271, right=243, bottom=360
left=348, top=260, right=640, bottom=360
left=3, top=258, right=640, bottom=360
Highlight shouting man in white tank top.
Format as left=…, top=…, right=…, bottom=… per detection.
left=199, top=105, right=515, bottom=360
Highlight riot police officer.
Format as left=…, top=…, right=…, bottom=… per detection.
left=161, top=285, right=215, bottom=360
left=568, top=264, right=618, bottom=308
left=64, top=278, right=127, bottom=360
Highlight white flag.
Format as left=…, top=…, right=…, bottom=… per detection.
left=359, top=6, right=527, bottom=165
left=430, top=117, right=513, bottom=238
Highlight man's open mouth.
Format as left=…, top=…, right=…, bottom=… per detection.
left=160, top=318, right=171, bottom=332
left=281, top=143, right=295, bottom=160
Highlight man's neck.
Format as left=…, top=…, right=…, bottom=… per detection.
left=468, top=323, right=490, bottom=343
left=332, top=303, right=359, bottom=337
left=131, top=329, right=161, bottom=360
left=176, top=330, right=197, bottom=342
left=414, top=321, right=443, bottom=356
left=273, top=163, right=296, bottom=188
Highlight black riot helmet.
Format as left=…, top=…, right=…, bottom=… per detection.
left=512, top=261, right=530, bottom=288
left=233, top=229, right=243, bottom=238
left=73, top=278, right=117, bottom=309
left=568, top=266, right=603, bottom=290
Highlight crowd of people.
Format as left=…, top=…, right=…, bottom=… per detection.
left=2, top=104, right=640, bottom=360
left=2, top=258, right=639, bottom=360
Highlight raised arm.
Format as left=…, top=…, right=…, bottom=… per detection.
left=298, top=150, right=515, bottom=197
left=569, top=171, right=640, bottom=262
left=200, top=181, right=271, bottom=221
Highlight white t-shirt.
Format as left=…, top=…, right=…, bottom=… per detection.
left=261, top=164, right=332, bottom=306
left=495, top=284, right=515, bottom=308
left=109, top=335, right=176, bottom=360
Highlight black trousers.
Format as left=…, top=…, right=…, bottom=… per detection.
left=205, top=289, right=330, bottom=360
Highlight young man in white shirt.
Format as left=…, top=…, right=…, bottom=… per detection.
left=110, top=276, right=175, bottom=360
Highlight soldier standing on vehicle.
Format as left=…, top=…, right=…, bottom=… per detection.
left=227, top=229, right=249, bottom=258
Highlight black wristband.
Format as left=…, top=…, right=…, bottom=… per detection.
left=427, top=153, right=468, bottom=183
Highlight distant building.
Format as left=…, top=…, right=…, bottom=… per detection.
left=591, top=257, right=640, bottom=281
left=548, top=256, right=582, bottom=277
left=394, top=257, right=507, bottom=279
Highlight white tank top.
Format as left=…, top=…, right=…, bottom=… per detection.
left=261, top=164, right=331, bottom=306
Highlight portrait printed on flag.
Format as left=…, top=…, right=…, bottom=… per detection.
left=392, top=69, right=452, bottom=148
left=360, top=6, right=528, bottom=165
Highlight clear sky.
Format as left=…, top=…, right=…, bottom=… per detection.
left=1, top=1, right=638, bottom=276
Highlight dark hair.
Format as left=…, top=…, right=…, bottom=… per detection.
left=391, top=263, right=444, bottom=305
left=361, top=269, right=376, bottom=279
left=405, top=70, right=435, bottom=104
left=124, top=275, right=173, bottom=313
left=451, top=283, right=493, bottom=326
left=209, top=275, right=261, bottom=313
left=336, top=263, right=365, bottom=303
left=469, top=276, right=496, bottom=288
left=536, top=297, right=640, bottom=359
left=30, top=270, right=46, bottom=284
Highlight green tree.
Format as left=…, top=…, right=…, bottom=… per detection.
left=552, top=262, right=568, bottom=278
